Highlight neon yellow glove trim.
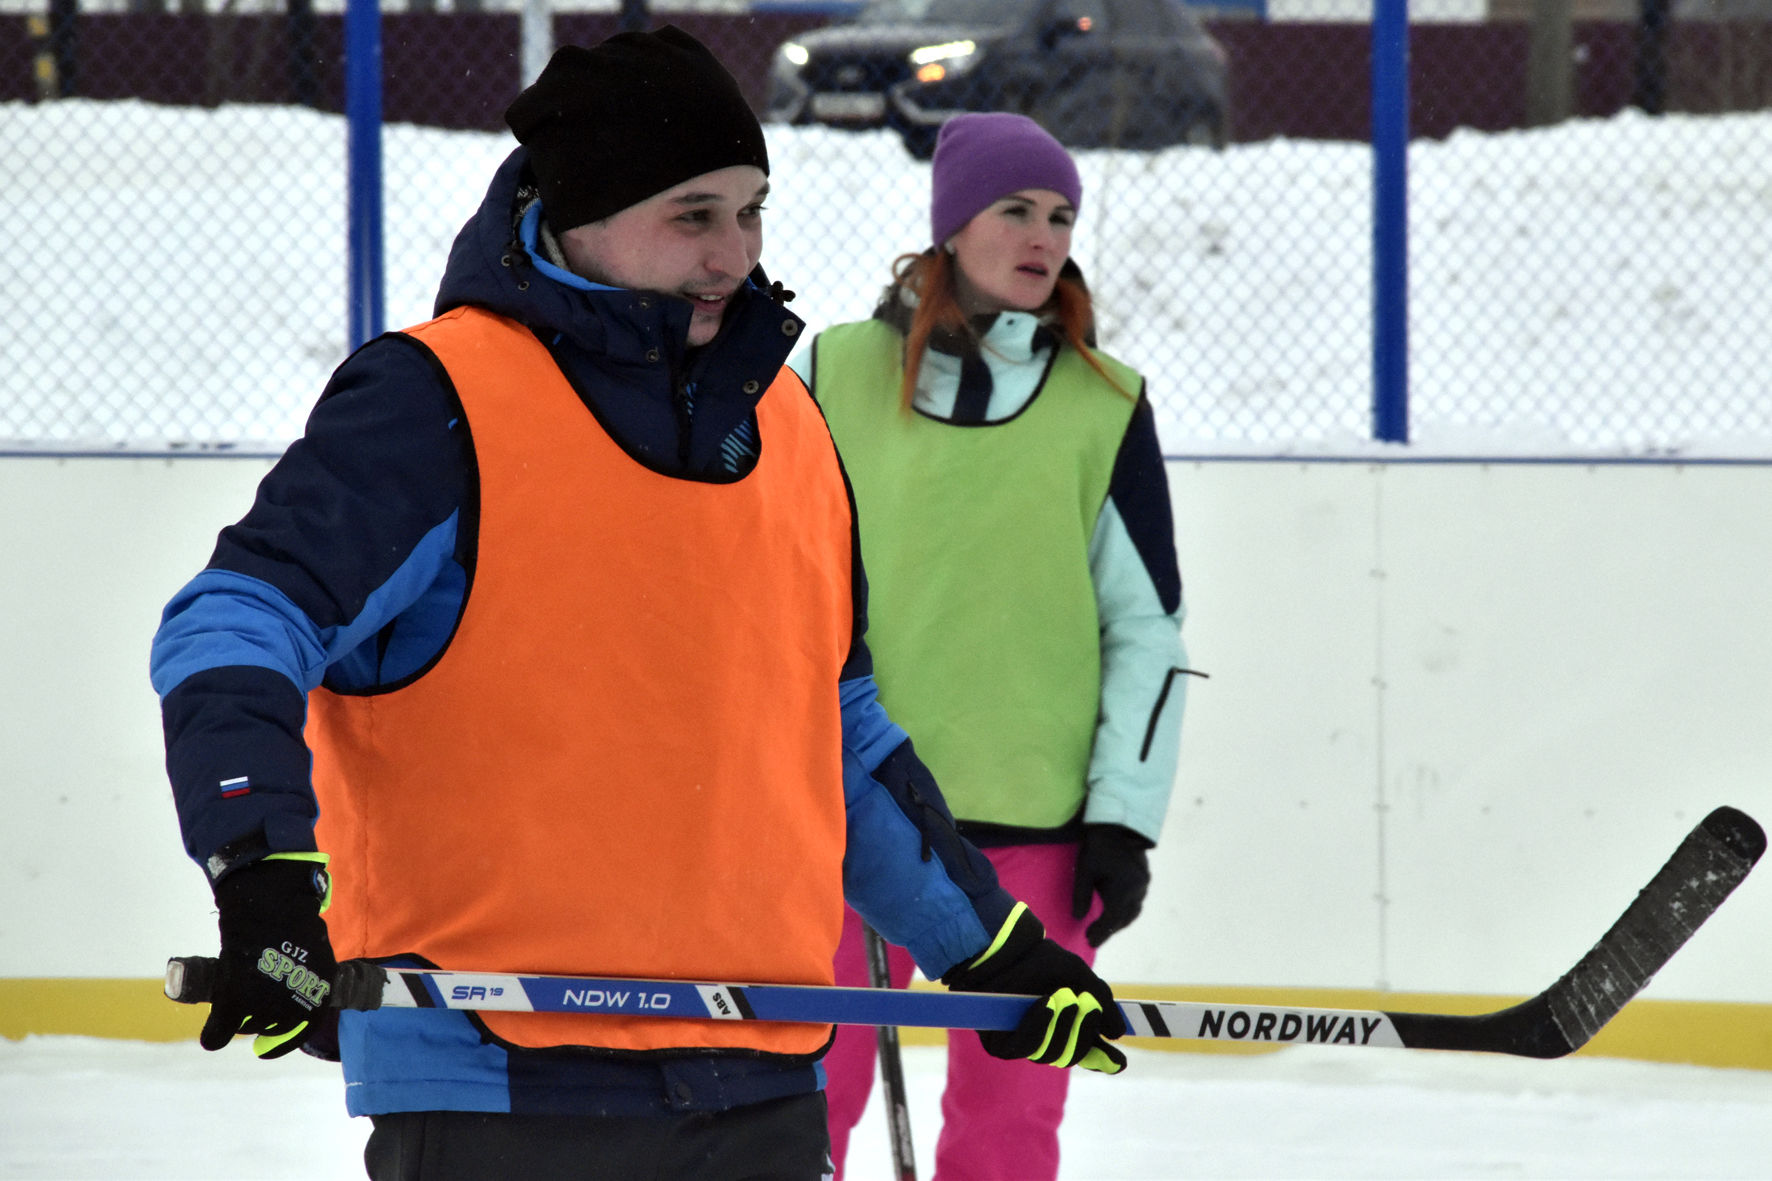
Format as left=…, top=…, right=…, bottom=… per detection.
left=1078, top=1045, right=1127, bottom=1075
left=1028, top=990, right=1117, bottom=1070
left=252, top=1022, right=309, bottom=1058
left=1029, top=989, right=1072, bottom=1061
left=264, top=851, right=333, bottom=913
left=965, top=901, right=1029, bottom=971
left=1058, top=991, right=1103, bottom=1066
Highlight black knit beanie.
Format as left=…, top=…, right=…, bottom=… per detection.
left=504, top=26, right=769, bottom=233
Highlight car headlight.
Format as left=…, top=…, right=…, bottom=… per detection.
left=780, top=42, right=810, bottom=69
left=907, top=39, right=978, bottom=83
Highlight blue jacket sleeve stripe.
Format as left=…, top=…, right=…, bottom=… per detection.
left=151, top=569, right=330, bottom=696
left=151, top=513, right=462, bottom=699
left=837, top=674, right=907, bottom=773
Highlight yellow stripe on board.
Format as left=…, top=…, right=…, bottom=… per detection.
left=4, top=978, right=1769, bottom=1071
left=901, top=983, right=1772, bottom=1070
left=2, top=978, right=204, bottom=1042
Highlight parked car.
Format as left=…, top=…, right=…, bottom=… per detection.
left=766, top=0, right=1230, bottom=159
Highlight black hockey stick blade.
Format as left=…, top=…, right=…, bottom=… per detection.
left=1387, top=805, right=1764, bottom=1057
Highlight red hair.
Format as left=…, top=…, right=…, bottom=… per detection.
left=886, top=251, right=1130, bottom=413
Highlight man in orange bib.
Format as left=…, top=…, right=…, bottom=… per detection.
left=151, top=25, right=1126, bottom=1179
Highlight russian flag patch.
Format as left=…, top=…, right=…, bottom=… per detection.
left=219, top=775, right=251, bottom=799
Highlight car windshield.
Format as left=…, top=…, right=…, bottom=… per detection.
left=854, top=0, right=1014, bottom=26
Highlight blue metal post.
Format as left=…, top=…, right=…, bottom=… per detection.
left=345, top=0, right=385, bottom=350
left=1371, top=0, right=1409, bottom=444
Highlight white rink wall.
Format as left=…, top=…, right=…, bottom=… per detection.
left=2, top=456, right=1768, bottom=1002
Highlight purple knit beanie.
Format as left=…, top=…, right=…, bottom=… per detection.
left=929, top=113, right=1082, bottom=248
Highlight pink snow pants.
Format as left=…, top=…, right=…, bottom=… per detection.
left=824, top=842, right=1100, bottom=1181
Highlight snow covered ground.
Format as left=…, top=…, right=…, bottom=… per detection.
left=3, top=102, right=1768, bottom=455
left=4, top=1036, right=1771, bottom=1179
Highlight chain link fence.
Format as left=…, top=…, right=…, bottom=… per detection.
left=2, top=0, right=1768, bottom=455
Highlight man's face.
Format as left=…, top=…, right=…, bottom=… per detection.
left=559, top=165, right=768, bottom=347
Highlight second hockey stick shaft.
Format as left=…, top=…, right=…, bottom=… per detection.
left=865, top=923, right=918, bottom=1181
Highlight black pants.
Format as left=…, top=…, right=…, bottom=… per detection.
left=363, top=1093, right=834, bottom=1181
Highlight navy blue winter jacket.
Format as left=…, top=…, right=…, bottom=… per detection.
left=150, top=147, right=1018, bottom=1116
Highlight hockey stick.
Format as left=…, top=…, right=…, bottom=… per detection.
left=168, top=806, right=1763, bottom=1059
left=864, top=923, right=917, bottom=1181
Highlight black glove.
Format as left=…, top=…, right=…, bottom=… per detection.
left=200, top=854, right=337, bottom=1060
left=1071, top=824, right=1154, bottom=948
left=942, top=904, right=1127, bottom=1074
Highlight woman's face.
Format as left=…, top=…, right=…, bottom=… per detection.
left=948, top=189, right=1076, bottom=317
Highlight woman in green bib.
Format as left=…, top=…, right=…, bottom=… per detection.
left=792, top=112, right=1190, bottom=1181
